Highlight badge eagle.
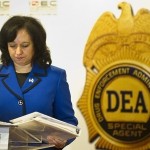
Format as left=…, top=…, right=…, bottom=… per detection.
left=78, top=2, right=150, bottom=150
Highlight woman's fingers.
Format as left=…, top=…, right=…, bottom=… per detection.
left=47, top=135, right=67, bottom=148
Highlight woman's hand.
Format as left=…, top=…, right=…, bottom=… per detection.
left=47, top=135, right=67, bottom=149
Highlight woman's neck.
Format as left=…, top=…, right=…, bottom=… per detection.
left=14, top=63, right=32, bottom=73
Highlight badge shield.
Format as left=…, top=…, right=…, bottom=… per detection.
left=78, top=2, right=150, bottom=150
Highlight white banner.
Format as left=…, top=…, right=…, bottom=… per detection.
left=29, top=0, right=57, bottom=15
left=0, top=0, right=57, bottom=15
left=0, top=0, right=10, bottom=15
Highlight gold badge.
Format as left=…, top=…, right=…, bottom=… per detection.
left=77, top=2, right=150, bottom=149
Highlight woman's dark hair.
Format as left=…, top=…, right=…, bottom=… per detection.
left=0, top=15, right=52, bottom=68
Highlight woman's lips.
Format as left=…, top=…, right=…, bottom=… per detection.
left=16, top=57, right=24, bottom=60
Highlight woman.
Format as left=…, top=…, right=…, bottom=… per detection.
left=0, top=16, right=78, bottom=149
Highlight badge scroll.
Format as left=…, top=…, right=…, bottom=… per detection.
left=77, top=2, right=150, bottom=150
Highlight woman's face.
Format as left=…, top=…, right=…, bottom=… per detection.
left=8, top=29, right=34, bottom=66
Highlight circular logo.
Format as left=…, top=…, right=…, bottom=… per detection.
left=92, top=64, right=150, bottom=147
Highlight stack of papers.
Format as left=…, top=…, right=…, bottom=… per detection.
left=0, top=112, right=81, bottom=150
